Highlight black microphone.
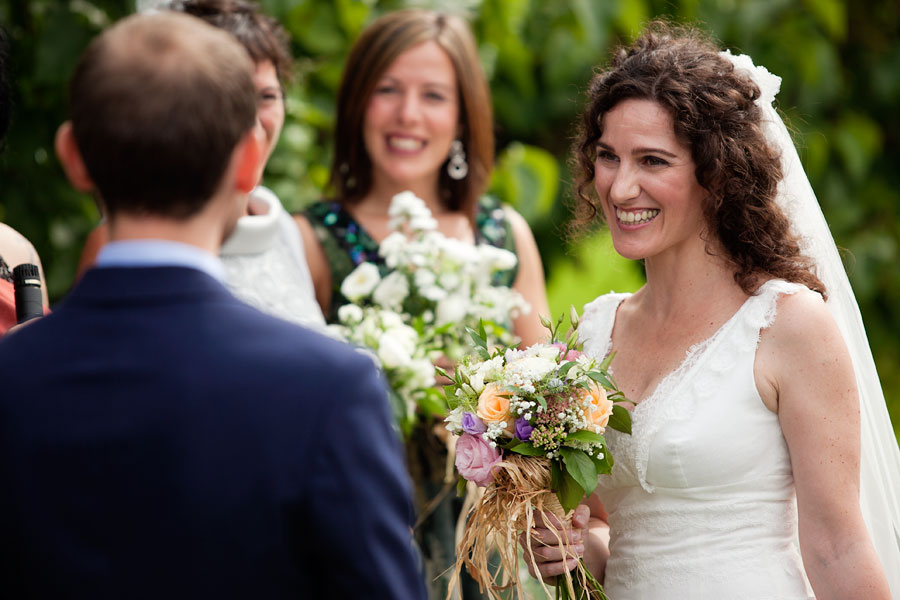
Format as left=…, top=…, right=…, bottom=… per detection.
left=13, top=263, right=43, bottom=324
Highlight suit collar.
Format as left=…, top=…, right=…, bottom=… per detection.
left=64, top=266, right=237, bottom=308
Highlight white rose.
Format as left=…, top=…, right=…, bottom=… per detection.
left=337, top=303, right=364, bottom=324
left=469, top=371, right=485, bottom=394
left=373, top=271, right=409, bottom=309
left=408, top=358, right=437, bottom=389
left=380, top=311, right=405, bottom=330
left=478, top=245, right=518, bottom=271
left=436, top=294, right=468, bottom=325
left=377, top=330, right=413, bottom=368
left=388, top=191, right=425, bottom=218
left=444, top=406, right=464, bottom=433
left=505, top=356, right=558, bottom=381
left=378, top=232, right=408, bottom=268
left=340, top=262, right=381, bottom=302
left=414, top=269, right=436, bottom=289
left=420, top=285, right=447, bottom=302
left=536, top=345, right=561, bottom=362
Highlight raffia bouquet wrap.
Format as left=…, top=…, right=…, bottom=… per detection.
left=441, top=313, right=632, bottom=599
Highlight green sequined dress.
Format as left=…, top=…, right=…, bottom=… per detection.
left=304, top=196, right=518, bottom=599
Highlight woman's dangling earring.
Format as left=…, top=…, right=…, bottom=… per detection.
left=447, top=139, right=468, bottom=180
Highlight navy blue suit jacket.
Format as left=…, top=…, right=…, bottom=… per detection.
left=0, top=266, right=426, bottom=599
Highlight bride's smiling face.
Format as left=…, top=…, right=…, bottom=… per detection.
left=594, top=98, right=708, bottom=261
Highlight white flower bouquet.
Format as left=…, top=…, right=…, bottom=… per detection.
left=442, top=312, right=632, bottom=600
left=330, top=191, right=530, bottom=434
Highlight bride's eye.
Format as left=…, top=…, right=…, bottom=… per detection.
left=596, top=149, right=618, bottom=163
left=642, top=155, right=669, bottom=167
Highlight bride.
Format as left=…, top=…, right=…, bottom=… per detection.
left=522, top=22, right=899, bottom=598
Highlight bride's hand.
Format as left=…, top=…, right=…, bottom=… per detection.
left=519, top=504, right=589, bottom=583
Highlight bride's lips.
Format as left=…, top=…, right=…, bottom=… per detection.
left=615, top=206, right=660, bottom=227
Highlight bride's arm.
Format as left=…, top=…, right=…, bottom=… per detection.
left=519, top=492, right=610, bottom=583
left=757, top=290, right=890, bottom=599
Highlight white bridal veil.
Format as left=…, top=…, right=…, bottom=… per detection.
left=723, top=50, right=900, bottom=595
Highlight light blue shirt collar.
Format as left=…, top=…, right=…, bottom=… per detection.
left=95, top=240, right=227, bottom=283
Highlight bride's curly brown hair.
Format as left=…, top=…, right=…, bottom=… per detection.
left=573, top=21, right=825, bottom=297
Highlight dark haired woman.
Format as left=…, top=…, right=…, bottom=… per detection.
left=522, top=22, right=898, bottom=599
left=78, top=0, right=326, bottom=331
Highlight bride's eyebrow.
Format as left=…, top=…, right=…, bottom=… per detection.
left=632, top=146, right=677, bottom=157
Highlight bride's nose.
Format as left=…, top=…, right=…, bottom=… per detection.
left=608, top=163, right=640, bottom=203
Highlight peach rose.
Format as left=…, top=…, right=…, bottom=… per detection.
left=582, top=381, right=614, bottom=433
left=476, top=382, right=512, bottom=425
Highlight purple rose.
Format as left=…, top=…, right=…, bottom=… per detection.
left=514, top=417, right=534, bottom=441
left=455, top=434, right=502, bottom=487
left=462, top=412, right=487, bottom=435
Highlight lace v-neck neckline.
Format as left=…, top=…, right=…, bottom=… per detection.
left=608, top=287, right=762, bottom=411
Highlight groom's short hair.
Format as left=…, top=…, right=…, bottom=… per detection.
left=68, top=12, right=257, bottom=218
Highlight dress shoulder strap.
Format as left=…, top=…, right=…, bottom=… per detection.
left=580, top=292, right=631, bottom=360
left=303, top=201, right=385, bottom=322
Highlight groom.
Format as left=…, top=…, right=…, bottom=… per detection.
left=0, top=12, right=424, bottom=599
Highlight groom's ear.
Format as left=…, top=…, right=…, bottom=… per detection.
left=55, top=121, right=96, bottom=193
left=232, top=120, right=265, bottom=194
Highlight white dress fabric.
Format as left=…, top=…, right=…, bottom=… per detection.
left=220, top=187, right=326, bottom=332
left=580, top=280, right=815, bottom=599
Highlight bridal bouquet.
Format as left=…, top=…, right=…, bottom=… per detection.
left=443, top=312, right=631, bottom=600
left=330, top=191, right=530, bottom=435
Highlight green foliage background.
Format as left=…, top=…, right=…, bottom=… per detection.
left=1, top=0, right=898, bottom=437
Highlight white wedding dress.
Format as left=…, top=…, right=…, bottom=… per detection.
left=580, top=279, right=816, bottom=599
left=220, top=187, right=326, bottom=332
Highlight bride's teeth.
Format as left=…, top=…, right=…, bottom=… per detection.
left=616, top=208, right=659, bottom=224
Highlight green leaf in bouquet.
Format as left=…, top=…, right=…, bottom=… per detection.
left=457, top=475, right=468, bottom=498
left=444, top=385, right=460, bottom=410
left=501, top=438, right=523, bottom=450
left=534, top=394, right=548, bottom=411
left=564, top=430, right=606, bottom=445
left=509, top=442, right=544, bottom=456
left=599, top=351, right=616, bottom=372
left=466, top=326, right=489, bottom=351
left=608, top=405, right=632, bottom=435
left=419, top=388, right=448, bottom=418
left=556, top=361, right=577, bottom=379
left=555, top=462, right=587, bottom=513
left=560, top=447, right=599, bottom=496
left=591, top=439, right=614, bottom=475
left=586, top=371, right=614, bottom=389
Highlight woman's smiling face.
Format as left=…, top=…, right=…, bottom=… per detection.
left=593, top=98, right=708, bottom=261
left=362, top=40, right=460, bottom=195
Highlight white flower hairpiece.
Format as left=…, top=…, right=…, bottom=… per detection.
left=719, top=49, right=782, bottom=108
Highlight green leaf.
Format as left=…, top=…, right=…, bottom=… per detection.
left=599, top=351, right=615, bottom=372
left=509, top=443, right=544, bottom=456
left=467, top=326, right=488, bottom=351
left=587, top=371, right=614, bottom=388
left=608, top=405, right=632, bottom=435
left=560, top=447, right=599, bottom=496
left=591, top=439, right=614, bottom=475
left=564, top=430, right=605, bottom=445
left=557, top=361, right=577, bottom=378
left=555, top=464, right=587, bottom=513
left=457, top=475, right=468, bottom=498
